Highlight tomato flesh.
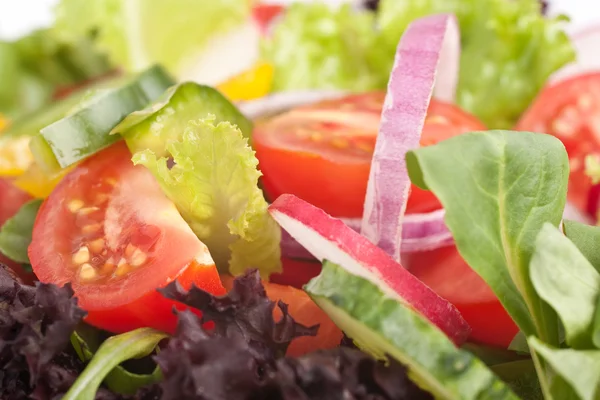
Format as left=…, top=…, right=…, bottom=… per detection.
left=29, top=142, right=225, bottom=333
left=517, top=72, right=600, bottom=213
left=402, top=245, right=519, bottom=348
left=254, top=91, right=486, bottom=217
left=223, top=275, right=343, bottom=356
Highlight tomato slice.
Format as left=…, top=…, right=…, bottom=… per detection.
left=222, top=275, right=342, bottom=356
left=269, top=256, right=322, bottom=288
left=402, top=245, right=519, bottom=348
left=0, top=178, right=35, bottom=283
left=254, top=91, right=486, bottom=217
left=29, top=142, right=226, bottom=334
left=517, top=72, right=600, bottom=213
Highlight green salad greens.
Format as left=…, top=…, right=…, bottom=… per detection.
left=406, top=130, right=600, bottom=399
left=53, top=0, right=251, bottom=74
left=262, top=0, right=574, bottom=128
left=132, top=117, right=281, bottom=278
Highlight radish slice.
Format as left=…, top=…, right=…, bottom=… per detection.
left=550, top=25, right=600, bottom=84
left=361, top=14, right=458, bottom=262
left=270, top=194, right=471, bottom=345
left=281, top=211, right=453, bottom=260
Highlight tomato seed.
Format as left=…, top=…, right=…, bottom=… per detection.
left=82, top=223, right=102, bottom=235
left=72, top=246, right=90, bottom=265
left=79, top=206, right=100, bottom=216
left=89, top=238, right=105, bottom=253
left=79, top=263, right=98, bottom=282
left=130, top=248, right=148, bottom=267
left=68, top=199, right=84, bottom=213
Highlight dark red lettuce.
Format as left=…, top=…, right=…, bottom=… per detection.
left=159, top=269, right=318, bottom=358
left=0, top=264, right=120, bottom=399
left=155, top=308, right=432, bottom=400
left=155, top=270, right=432, bottom=400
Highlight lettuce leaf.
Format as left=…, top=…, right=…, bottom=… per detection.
left=262, top=3, right=388, bottom=92
left=378, top=0, right=575, bottom=128
left=132, top=117, right=281, bottom=278
left=263, top=0, right=574, bottom=128
left=53, top=0, right=250, bottom=74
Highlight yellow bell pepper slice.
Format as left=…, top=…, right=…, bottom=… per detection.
left=13, top=162, right=72, bottom=198
left=0, top=135, right=35, bottom=177
left=217, top=62, right=274, bottom=101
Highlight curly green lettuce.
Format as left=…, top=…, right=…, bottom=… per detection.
left=263, top=0, right=574, bottom=129
left=378, top=0, right=575, bottom=128
left=132, top=117, right=281, bottom=278
left=262, top=2, right=389, bottom=92
left=53, top=0, right=250, bottom=74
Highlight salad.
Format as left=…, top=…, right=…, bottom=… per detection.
left=2, top=0, right=600, bottom=399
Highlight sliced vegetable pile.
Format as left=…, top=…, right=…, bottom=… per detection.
left=3, top=1, right=600, bottom=400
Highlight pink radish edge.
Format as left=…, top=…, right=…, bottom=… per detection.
left=270, top=194, right=471, bottom=345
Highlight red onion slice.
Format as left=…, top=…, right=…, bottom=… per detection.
left=550, top=25, right=600, bottom=84
left=361, top=14, right=458, bottom=262
left=281, top=210, right=453, bottom=260
left=432, top=19, right=461, bottom=103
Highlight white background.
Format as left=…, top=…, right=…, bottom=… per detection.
left=0, top=0, right=598, bottom=40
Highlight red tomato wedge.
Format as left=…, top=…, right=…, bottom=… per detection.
left=254, top=91, right=486, bottom=218
left=517, top=72, right=600, bottom=213
left=0, top=178, right=35, bottom=283
left=222, top=275, right=343, bottom=356
left=402, top=245, right=519, bottom=348
left=29, top=142, right=226, bottom=334
left=270, top=256, right=322, bottom=288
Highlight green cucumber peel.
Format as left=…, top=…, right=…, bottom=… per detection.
left=31, top=65, right=174, bottom=173
left=65, top=327, right=167, bottom=400
left=305, top=260, right=518, bottom=400
left=112, top=81, right=253, bottom=156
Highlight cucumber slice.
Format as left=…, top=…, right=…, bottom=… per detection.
left=305, top=260, right=519, bottom=400
left=111, top=82, right=253, bottom=156
left=30, top=65, right=175, bottom=174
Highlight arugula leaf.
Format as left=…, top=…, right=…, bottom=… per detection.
left=530, top=224, right=600, bottom=349
left=54, top=0, right=250, bottom=73
left=528, top=337, right=600, bottom=400
left=132, top=117, right=281, bottom=278
left=64, top=328, right=167, bottom=400
left=407, top=130, right=568, bottom=344
left=70, top=324, right=162, bottom=395
left=0, top=199, right=42, bottom=264
left=563, top=220, right=600, bottom=273
left=377, top=0, right=574, bottom=128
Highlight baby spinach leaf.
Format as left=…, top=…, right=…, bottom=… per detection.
left=407, top=130, right=568, bottom=344
left=593, top=296, right=600, bottom=349
left=528, top=336, right=600, bottom=400
left=491, top=360, right=542, bottom=400
left=64, top=327, right=167, bottom=400
left=563, top=220, right=600, bottom=274
left=0, top=199, right=42, bottom=263
left=530, top=224, right=600, bottom=349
